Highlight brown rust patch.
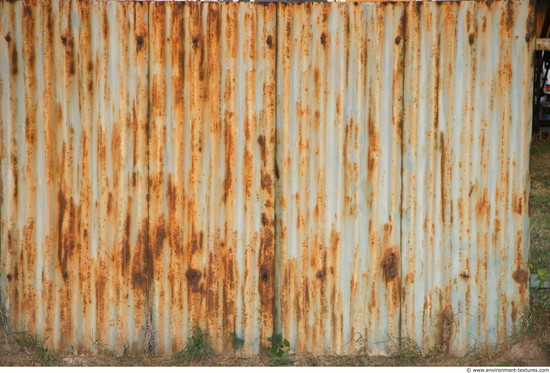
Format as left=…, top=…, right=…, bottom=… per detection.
left=261, top=212, right=269, bottom=226
left=437, top=305, right=455, bottom=353
left=223, top=121, right=234, bottom=203
left=266, top=35, right=273, bottom=48
left=155, top=224, right=166, bottom=256
left=316, top=269, right=326, bottom=280
left=261, top=172, right=272, bottom=191
left=512, top=193, right=524, bottom=215
left=475, top=189, right=489, bottom=218
left=460, top=271, right=470, bottom=280
left=382, top=247, right=399, bottom=282
left=192, top=35, right=200, bottom=50
left=131, top=220, right=153, bottom=295
left=367, top=111, right=379, bottom=179
left=57, top=190, right=67, bottom=271
left=525, top=1, right=535, bottom=42
left=191, top=230, right=203, bottom=253
left=260, top=265, right=269, bottom=283
left=512, top=267, right=528, bottom=284
left=10, top=42, right=18, bottom=75
left=136, top=35, right=144, bottom=52
left=186, top=268, right=202, bottom=292
left=502, top=1, right=514, bottom=32
left=257, top=135, right=267, bottom=165
left=5, top=33, right=11, bottom=42
left=394, top=35, right=401, bottom=45
left=469, top=33, right=474, bottom=46
left=320, top=32, right=327, bottom=46
left=167, top=175, right=177, bottom=208
left=122, top=213, right=131, bottom=273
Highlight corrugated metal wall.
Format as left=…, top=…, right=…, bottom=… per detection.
left=275, top=3, right=404, bottom=354
left=148, top=3, right=277, bottom=354
left=0, top=0, right=534, bottom=357
left=401, top=0, right=534, bottom=355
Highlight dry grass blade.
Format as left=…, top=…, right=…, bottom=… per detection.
left=174, top=328, right=215, bottom=363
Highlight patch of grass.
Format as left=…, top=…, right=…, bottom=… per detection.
left=90, top=337, right=117, bottom=357
left=389, top=336, right=424, bottom=366
left=0, top=304, right=9, bottom=331
left=174, top=327, right=214, bottom=363
left=527, top=136, right=550, bottom=361
left=121, top=340, right=131, bottom=359
left=12, top=331, right=60, bottom=365
left=458, top=343, right=504, bottom=367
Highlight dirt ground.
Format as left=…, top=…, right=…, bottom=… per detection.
left=1, top=137, right=549, bottom=367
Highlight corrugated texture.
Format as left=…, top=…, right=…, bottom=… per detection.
left=401, top=0, right=534, bottom=355
left=275, top=2, right=404, bottom=354
left=0, top=0, right=534, bottom=357
left=0, top=0, right=150, bottom=353
left=148, top=3, right=276, bottom=354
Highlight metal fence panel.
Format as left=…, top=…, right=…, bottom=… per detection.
left=276, top=2, right=404, bottom=354
left=0, top=0, right=151, bottom=353
left=0, top=0, right=534, bottom=357
left=148, top=3, right=276, bottom=354
left=401, top=0, right=534, bottom=355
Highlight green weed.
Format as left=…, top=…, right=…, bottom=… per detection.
left=230, top=332, right=244, bottom=352
left=174, top=327, right=214, bottom=363
left=13, top=331, right=60, bottom=365
left=266, top=333, right=293, bottom=366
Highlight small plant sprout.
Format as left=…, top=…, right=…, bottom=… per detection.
left=266, top=333, right=293, bottom=366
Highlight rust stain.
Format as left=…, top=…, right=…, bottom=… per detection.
left=122, top=213, right=131, bottom=273
left=382, top=247, right=399, bottom=282
left=186, top=268, right=202, bottom=293
left=257, top=135, right=267, bottom=165
left=512, top=192, right=524, bottom=215
left=320, top=32, right=327, bottom=46
left=512, top=268, right=528, bottom=284
left=475, top=188, right=489, bottom=218
left=261, top=172, right=272, bottom=191
left=154, top=224, right=166, bottom=256
left=525, top=0, right=535, bottom=42
left=10, top=39, right=18, bottom=75
left=437, top=305, right=454, bottom=353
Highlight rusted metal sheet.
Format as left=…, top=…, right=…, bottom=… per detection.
left=275, top=2, right=404, bottom=355
left=148, top=3, right=276, bottom=354
left=0, top=0, right=534, bottom=358
left=400, top=0, right=534, bottom=355
left=0, top=0, right=150, bottom=353
left=536, top=38, right=550, bottom=50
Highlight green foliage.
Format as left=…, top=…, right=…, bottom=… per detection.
left=230, top=332, right=244, bottom=351
left=122, top=340, right=131, bottom=359
left=174, top=327, right=214, bottom=363
left=266, top=333, right=293, bottom=366
left=535, top=268, right=550, bottom=289
left=389, top=336, right=423, bottom=365
left=13, top=331, right=60, bottom=365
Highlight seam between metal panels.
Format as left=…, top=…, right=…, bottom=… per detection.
left=398, top=2, right=407, bottom=350
left=273, top=2, right=281, bottom=337
left=145, top=3, right=154, bottom=353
